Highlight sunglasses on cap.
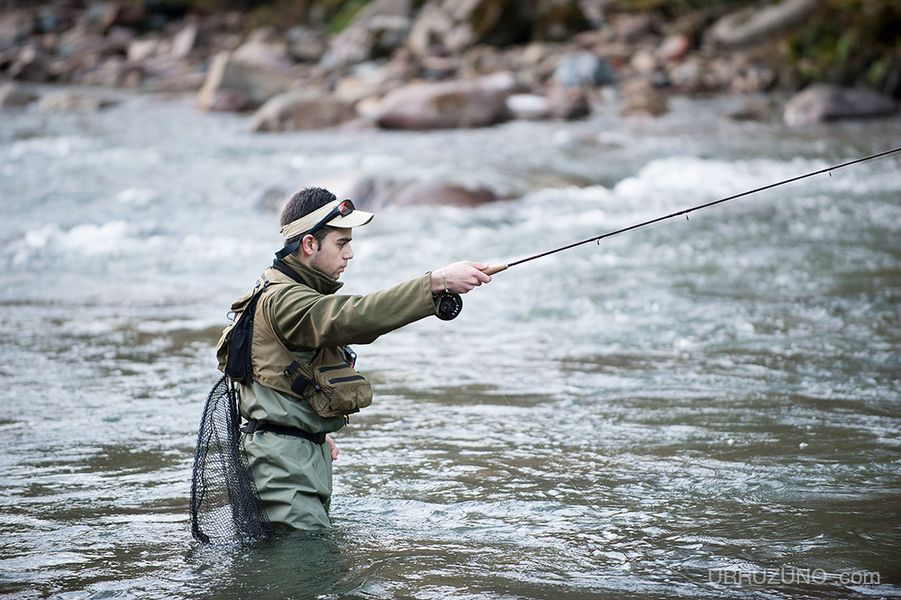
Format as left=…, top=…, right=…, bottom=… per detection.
left=274, top=199, right=355, bottom=261
left=306, top=199, right=354, bottom=237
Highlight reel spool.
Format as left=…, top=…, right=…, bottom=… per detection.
left=435, top=292, right=463, bottom=321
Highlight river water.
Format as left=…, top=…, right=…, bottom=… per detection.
left=1, top=91, right=899, bottom=599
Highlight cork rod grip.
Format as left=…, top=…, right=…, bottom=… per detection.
left=482, top=264, right=509, bottom=276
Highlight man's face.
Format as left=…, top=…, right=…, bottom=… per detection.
left=309, top=227, right=354, bottom=280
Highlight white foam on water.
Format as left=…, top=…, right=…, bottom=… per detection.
left=115, top=188, right=157, bottom=206
left=612, top=156, right=831, bottom=210
left=5, top=135, right=97, bottom=160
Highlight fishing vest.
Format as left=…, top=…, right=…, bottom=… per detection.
left=216, top=266, right=372, bottom=418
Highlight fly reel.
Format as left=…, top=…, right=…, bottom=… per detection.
left=435, top=291, right=463, bottom=321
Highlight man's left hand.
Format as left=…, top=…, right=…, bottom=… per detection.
left=326, top=435, right=339, bottom=460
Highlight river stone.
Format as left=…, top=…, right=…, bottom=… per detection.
left=249, top=90, right=356, bottom=132
left=533, top=0, right=590, bottom=41
left=322, top=0, right=412, bottom=68
left=233, top=36, right=292, bottom=71
left=197, top=51, right=295, bottom=112
left=8, top=45, right=49, bottom=82
left=170, top=19, right=198, bottom=59
left=408, top=0, right=533, bottom=56
left=783, top=84, right=897, bottom=127
left=658, top=34, right=691, bottom=62
left=127, top=37, right=159, bottom=63
left=37, top=90, right=118, bottom=112
left=286, top=26, right=326, bottom=63
left=707, top=0, right=816, bottom=48
left=348, top=176, right=502, bottom=208
left=620, top=79, right=667, bottom=117
left=547, top=86, right=590, bottom=120
left=0, top=82, right=38, bottom=107
left=553, top=52, right=617, bottom=87
left=372, top=78, right=512, bottom=130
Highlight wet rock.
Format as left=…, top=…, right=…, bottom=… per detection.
left=658, top=34, right=691, bottom=62
left=82, top=55, right=130, bottom=87
left=0, top=12, right=35, bottom=50
left=0, top=82, right=38, bottom=107
left=127, top=37, right=159, bottom=63
left=629, top=48, right=658, bottom=75
left=547, top=86, right=590, bottom=120
left=533, top=0, right=590, bottom=41
left=728, top=96, right=778, bottom=121
left=334, top=62, right=396, bottom=105
left=37, top=90, right=118, bottom=112
left=783, top=84, right=897, bottom=127
left=372, top=76, right=513, bottom=130
left=80, top=2, right=119, bottom=32
left=170, top=19, right=198, bottom=60
left=553, top=51, right=617, bottom=87
left=620, top=79, right=667, bottom=117
left=233, top=29, right=292, bottom=70
left=668, top=56, right=706, bottom=94
left=707, top=0, right=816, bottom=48
left=286, top=26, right=326, bottom=63
left=507, top=93, right=551, bottom=120
left=197, top=50, right=295, bottom=112
left=249, top=90, right=356, bottom=132
left=322, top=0, right=412, bottom=68
left=729, top=63, right=775, bottom=94
left=8, top=45, right=49, bottom=82
left=348, top=177, right=502, bottom=208
left=615, top=13, right=657, bottom=43
left=408, top=0, right=533, bottom=57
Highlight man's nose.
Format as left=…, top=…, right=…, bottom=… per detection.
left=344, top=244, right=354, bottom=260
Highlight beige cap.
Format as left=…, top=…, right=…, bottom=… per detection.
left=280, top=199, right=374, bottom=240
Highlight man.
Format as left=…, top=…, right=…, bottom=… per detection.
left=228, top=187, right=490, bottom=531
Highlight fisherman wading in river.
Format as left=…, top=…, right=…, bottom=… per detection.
left=205, top=187, right=490, bottom=533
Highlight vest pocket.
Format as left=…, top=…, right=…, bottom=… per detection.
left=285, top=349, right=373, bottom=418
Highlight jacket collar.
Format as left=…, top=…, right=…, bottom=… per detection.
left=278, top=254, right=344, bottom=295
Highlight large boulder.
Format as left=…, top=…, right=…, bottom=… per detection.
left=0, top=82, right=38, bottom=107
left=553, top=52, right=617, bottom=87
left=706, top=0, right=816, bottom=48
left=286, top=26, right=327, bottom=63
left=322, top=0, right=412, bottom=68
left=36, top=90, right=118, bottom=112
left=232, top=28, right=293, bottom=70
left=408, top=0, right=534, bottom=57
left=371, top=75, right=514, bottom=129
left=197, top=51, right=295, bottom=112
left=347, top=177, right=503, bottom=208
left=620, top=79, right=667, bottom=117
left=249, top=90, right=356, bottom=132
left=783, top=84, right=897, bottom=127
left=533, top=0, right=590, bottom=41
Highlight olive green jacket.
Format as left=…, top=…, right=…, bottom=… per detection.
left=237, top=255, right=439, bottom=433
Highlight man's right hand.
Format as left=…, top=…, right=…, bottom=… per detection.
left=431, top=261, right=492, bottom=295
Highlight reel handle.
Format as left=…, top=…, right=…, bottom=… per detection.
left=482, top=264, right=508, bottom=276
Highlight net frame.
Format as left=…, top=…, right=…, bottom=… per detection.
left=190, top=375, right=272, bottom=544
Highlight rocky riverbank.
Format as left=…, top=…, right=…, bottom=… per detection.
left=1, top=0, right=898, bottom=130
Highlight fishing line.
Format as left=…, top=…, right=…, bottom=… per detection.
left=482, top=146, right=901, bottom=276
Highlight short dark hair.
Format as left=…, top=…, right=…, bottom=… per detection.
left=281, top=187, right=337, bottom=246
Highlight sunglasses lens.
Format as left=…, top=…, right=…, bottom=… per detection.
left=337, top=199, right=354, bottom=217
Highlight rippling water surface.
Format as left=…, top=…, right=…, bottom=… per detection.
left=1, top=91, right=899, bottom=599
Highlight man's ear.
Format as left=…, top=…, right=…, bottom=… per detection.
left=300, top=234, right=318, bottom=256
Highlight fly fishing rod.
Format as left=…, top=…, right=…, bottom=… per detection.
left=480, top=145, right=901, bottom=277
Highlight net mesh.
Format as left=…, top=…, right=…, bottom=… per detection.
left=190, top=375, right=272, bottom=544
